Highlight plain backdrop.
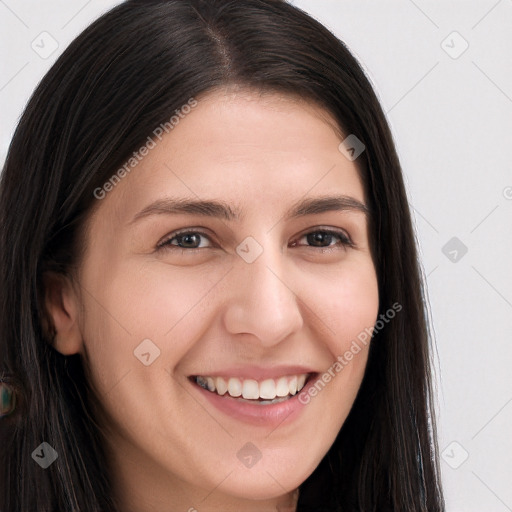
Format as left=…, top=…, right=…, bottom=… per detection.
left=1, top=1, right=511, bottom=510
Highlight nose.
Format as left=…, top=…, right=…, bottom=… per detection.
left=221, top=240, right=304, bottom=348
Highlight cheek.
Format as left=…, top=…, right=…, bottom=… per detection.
left=300, top=257, right=379, bottom=352
left=78, top=259, right=225, bottom=388
left=294, top=256, right=379, bottom=409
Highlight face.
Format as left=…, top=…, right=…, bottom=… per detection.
left=51, top=88, right=379, bottom=511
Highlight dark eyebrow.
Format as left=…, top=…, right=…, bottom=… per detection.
left=129, top=197, right=241, bottom=224
left=284, top=195, right=369, bottom=219
left=129, top=194, right=369, bottom=225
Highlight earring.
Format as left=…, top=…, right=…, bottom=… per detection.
left=0, top=382, right=16, bottom=417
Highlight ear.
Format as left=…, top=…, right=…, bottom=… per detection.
left=42, top=272, right=83, bottom=355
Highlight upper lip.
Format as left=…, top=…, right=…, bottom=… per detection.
left=189, top=365, right=318, bottom=381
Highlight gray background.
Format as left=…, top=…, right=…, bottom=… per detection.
left=1, top=1, right=511, bottom=510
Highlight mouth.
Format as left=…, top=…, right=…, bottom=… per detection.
left=189, top=373, right=315, bottom=405
left=187, top=366, right=321, bottom=426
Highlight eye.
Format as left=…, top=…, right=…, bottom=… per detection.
left=156, top=227, right=354, bottom=253
left=157, top=229, right=213, bottom=251
left=291, top=228, right=354, bottom=251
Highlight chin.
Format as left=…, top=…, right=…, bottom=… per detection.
left=219, top=461, right=315, bottom=501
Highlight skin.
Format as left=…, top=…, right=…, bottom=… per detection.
left=45, top=87, right=379, bottom=512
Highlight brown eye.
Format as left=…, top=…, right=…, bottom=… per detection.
left=291, top=228, right=354, bottom=250
left=307, top=231, right=335, bottom=247
left=157, top=230, right=213, bottom=251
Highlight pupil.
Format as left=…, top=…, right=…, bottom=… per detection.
left=308, top=232, right=332, bottom=247
left=180, top=234, right=199, bottom=248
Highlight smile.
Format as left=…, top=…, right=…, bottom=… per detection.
left=193, top=374, right=310, bottom=404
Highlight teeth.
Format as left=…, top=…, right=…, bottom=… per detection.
left=216, top=376, right=228, bottom=395
left=194, top=373, right=310, bottom=401
left=242, top=379, right=259, bottom=399
left=259, top=379, right=276, bottom=399
left=289, top=376, right=298, bottom=395
left=227, top=377, right=242, bottom=397
left=275, top=377, right=290, bottom=397
left=196, top=376, right=208, bottom=389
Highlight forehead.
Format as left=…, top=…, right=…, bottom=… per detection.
left=89, top=88, right=365, bottom=229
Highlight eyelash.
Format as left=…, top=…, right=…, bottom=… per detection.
left=156, top=227, right=355, bottom=253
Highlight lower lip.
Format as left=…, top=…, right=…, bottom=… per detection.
left=189, top=374, right=319, bottom=427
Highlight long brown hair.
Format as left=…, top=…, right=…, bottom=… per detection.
left=0, top=1, right=444, bottom=510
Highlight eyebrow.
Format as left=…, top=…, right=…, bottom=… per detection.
left=129, top=194, right=369, bottom=225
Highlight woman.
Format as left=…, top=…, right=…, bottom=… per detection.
left=0, top=0, right=445, bottom=510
